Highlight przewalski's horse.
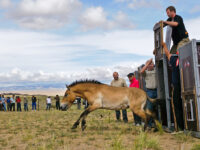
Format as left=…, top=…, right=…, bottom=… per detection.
left=60, top=80, right=159, bottom=131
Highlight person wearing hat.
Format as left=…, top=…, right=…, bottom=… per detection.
left=127, top=73, right=142, bottom=126
left=111, top=72, right=128, bottom=123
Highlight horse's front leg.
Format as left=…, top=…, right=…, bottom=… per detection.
left=71, top=109, right=89, bottom=129
left=81, top=105, right=99, bottom=131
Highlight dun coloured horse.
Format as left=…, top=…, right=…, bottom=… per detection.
left=60, top=80, right=159, bottom=131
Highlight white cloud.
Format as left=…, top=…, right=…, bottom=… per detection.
left=128, top=0, right=162, bottom=10
left=0, top=63, right=141, bottom=84
left=0, top=0, right=12, bottom=8
left=0, top=16, right=199, bottom=86
left=79, top=7, right=109, bottom=30
left=79, top=7, right=134, bottom=31
left=7, top=0, right=82, bottom=29
left=114, top=0, right=162, bottom=10
left=185, top=17, right=200, bottom=39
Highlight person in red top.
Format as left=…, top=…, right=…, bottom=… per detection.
left=127, top=73, right=141, bottom=126
left=16, top=96, right=22, bottom=112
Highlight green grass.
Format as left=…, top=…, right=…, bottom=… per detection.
left=0, top=95, right=199, bottom=150
left=133, top=131, right=161, bottom=150
left=191, top=144, right=200, bottom=150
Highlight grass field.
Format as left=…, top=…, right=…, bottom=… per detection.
left=0, top=95, right=200, bottom=150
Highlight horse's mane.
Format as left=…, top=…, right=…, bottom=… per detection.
left=68, top=79, right=102, bottom=88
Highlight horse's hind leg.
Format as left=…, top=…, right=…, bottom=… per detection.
left=131, top=108, right=148, bottom=131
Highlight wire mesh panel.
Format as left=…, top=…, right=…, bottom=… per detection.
left=179, top=39, right=200, bottom=132
left=154, top=22, right=163, bottom=61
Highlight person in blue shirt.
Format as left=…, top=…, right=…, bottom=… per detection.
left=6, top=97, right=11, bottom=111
left=1, top=95, right=6, bottom=111
left=0, top=95, right=2, bottom=111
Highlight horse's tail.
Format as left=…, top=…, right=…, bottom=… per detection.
left=147, top=95, right=157, bottom=103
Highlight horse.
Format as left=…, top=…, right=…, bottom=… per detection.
left=60, top=80, right=159, bottom=131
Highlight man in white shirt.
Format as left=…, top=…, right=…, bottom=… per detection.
left=111, top=72, right=128, bottom=123
left=10, top=95, right=16, bottom=111
left=46, top=96, right=51, bottom=111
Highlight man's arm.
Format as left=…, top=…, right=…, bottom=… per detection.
left=140, top=58, right=153, bottom=74
left=162, top=42, right=171, bottom=61
left=163, top=20, right=178, bottom=27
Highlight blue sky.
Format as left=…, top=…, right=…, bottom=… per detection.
left=0, top=0, right=200, bottom=92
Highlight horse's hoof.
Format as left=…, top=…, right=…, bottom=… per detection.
left=71, top=125, right=77, bottom=129
left=81, top=125, right=86, bottom=131
left=153, top=128, right=158, bottom=132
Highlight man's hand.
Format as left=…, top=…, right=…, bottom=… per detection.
left=146, top=58, right=153, bottom=65
left=162, top=42, right=167, bottom=49
left=153, top=49, right=156, bottom=55
left=159, top=20, right=167, bottom=25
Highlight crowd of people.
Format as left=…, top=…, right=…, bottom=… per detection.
left=0, top=94, right=89, bottom=112
left=0, top=95, right=62, bottom=111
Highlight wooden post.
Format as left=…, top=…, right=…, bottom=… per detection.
left=38, top=99, right=39, bottom=111
left=194, top=87, right=199, bottom=131
left=181, top=69, right=188, bottom=129
left=171, top=87, right=178, bottom=132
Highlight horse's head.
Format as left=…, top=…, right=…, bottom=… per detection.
left=60, top=86, right=76, bottom=111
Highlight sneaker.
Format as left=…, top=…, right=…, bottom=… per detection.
left=171, top=131, right=184, bottom=135
left=136, top=123, right=140, bottom=126
left=123, top=120, right=128, bottom=123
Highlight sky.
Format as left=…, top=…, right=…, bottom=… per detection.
left=0, top=0, right=200, bottom=91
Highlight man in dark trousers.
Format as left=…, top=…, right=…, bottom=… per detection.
left=32, top=96, right=37, bottom=111
left=163, top=6, right=189, bottom=54
left=55, top=95, right=60, bottom=110
left=111, top=72, right=128, bottom=123
left=162, top=42, right=184, bottom=131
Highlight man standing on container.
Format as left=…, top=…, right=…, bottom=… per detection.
left=163, top=6, right=189, bottom=54
left=111, top=72, right=128, bottom=123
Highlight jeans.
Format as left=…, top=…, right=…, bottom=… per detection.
left=17, top=103, right=21, bottom=111
left=84, top=100, right=89, bottom=109
left=46, top=103, right=51, bottom=110
left=24, top=103, right=28, bottom=111
left=2, top=103, right=6, bottom=111
left=146, top=89, right=157, bottom=127
left=173, top=84, right=184, bottom=130
left=56, top=101, right=60, bottom=110
left=115, top=110, right=128, bottom=122
left=32, top=102, right=36, bottom=110
left=11, top=103, right=15, bottom=111
left=7, top=103, right=11, bottom=111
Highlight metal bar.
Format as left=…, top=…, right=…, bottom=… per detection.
left=163, top=25, right=172, bottom=128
